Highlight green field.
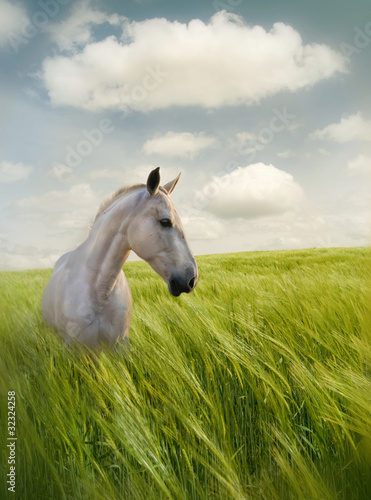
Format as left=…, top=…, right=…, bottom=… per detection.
left=1, top=247, right=370, bottom=500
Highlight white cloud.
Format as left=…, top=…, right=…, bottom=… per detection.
left=343, top=187, right=371, bottom=210
left=348, top=154, right=371, bottom=175
left=0, top=0, right=29, bottom=49
left=277, top=149, right=294, bottom=158
left=0, top=238, right=59, bottom=270
left=12, top=184, right=96, bottom=211
left=7, top=169, right=181, bottom=234
left=46, top=0, right=124, bottom=51
left=310, top=112, right=371, bottom=142
left=236, top=132, right=259, bottom=145
left=335, top=188, right=371, bottom=244
left=317, top=148, right=331, bottom=156
left=199, top=163, right=304, bottom=219
left=182, top=215, right=224, bottom=240
left=9, top=184, right=99, bottom=229
left=0, top=161, right=33, bottom=182
left=41, top=11, right=346, bottom=112
left=143, top=132, right=217, bottom=159
left=184, top=199, right=370, bottom=257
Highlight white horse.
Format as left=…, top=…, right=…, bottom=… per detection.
left=42, top=167, right=198, bottom=348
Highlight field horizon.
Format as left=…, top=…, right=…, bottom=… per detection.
left=1, top=246, right=370, bottom=499
left=2, top=245, right=370, bottom=275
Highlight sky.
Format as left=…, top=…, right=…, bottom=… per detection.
left=0, top=0, right=370, bottom=270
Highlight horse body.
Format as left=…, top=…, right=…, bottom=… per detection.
left=42, top=168, right=197, bottom=348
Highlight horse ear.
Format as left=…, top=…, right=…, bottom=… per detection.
left=147, top=167, right=160, bottom=195
left=163, top=173, right=181, bottom=195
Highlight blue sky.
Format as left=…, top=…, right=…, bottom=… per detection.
left=0, top=0, right=370, bottom=270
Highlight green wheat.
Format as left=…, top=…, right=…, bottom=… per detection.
left=0, top=247, right=370, bottom=500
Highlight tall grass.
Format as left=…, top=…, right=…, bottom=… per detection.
left=0, top=247, right=370, bottom=499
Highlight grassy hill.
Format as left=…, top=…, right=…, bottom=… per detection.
left=0, top=247, right=370, bottom=499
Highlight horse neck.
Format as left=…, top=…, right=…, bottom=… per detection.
left=84, top=192, right=140, bottom=296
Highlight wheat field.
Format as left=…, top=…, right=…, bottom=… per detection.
left=1, top=247, right=370, bottom=499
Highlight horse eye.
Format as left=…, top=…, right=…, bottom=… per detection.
left=160, top=218, right=172, bottom=228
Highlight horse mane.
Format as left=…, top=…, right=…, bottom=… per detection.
left=91, top=183, right=145, bottom=229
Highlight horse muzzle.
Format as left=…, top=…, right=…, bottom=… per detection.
left=168, top=271, right=198, bottom=297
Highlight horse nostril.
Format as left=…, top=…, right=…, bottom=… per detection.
left=188, top=277, right=195, bottom=290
